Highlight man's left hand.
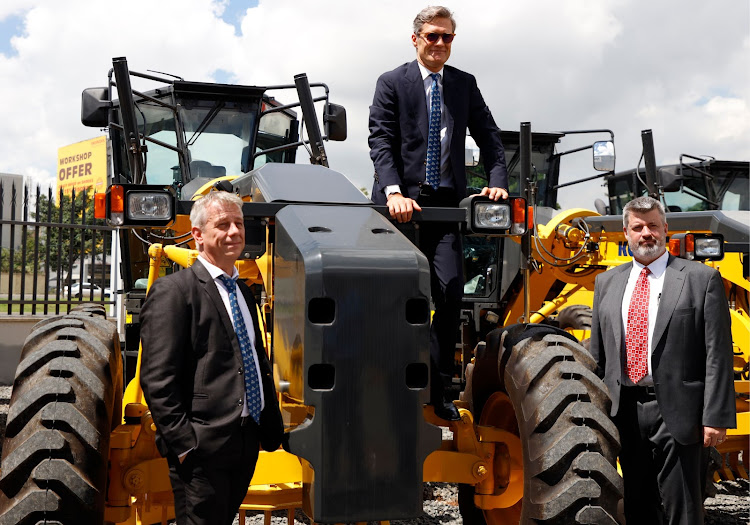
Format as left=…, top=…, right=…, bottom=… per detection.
left=703, top=426, right=728, bottom=448
left=480, top=187, right=508, bottom=201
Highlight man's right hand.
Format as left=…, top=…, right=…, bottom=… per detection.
left=387, top=192, right=422, bottom=223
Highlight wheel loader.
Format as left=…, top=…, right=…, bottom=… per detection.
left=0, top=56, right=745, bottom=525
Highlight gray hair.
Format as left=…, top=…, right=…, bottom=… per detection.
left=190, top=191, right=243, bottom=229
left=413, top=6, right=456, bottom=34
left=622, top=196, right=666, bottom=228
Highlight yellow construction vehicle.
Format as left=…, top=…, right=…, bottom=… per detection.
left=0, top=57, right=746, bottom=525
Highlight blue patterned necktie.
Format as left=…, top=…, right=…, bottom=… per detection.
left=217, top=274, right=262, bottom=424
left=425, top=73, right=441, bottom=190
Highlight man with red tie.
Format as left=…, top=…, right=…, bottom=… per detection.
left=589, top=196, right=735, bottom=524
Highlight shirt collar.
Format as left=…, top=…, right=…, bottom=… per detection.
left=632, top=249, right=669, bottom=277
left=198, top=255, right=238, bottom=280
left=417, top=62, right=444, bottom=82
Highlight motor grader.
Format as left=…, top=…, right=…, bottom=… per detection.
left=453, top=127, right=748, bottom=519
left=0, top=55, right=744, bottom=525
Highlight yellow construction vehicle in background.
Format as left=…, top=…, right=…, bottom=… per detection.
left=457, top=126, right=748, bottom=521
left=0, top=56, right=746, bottom=525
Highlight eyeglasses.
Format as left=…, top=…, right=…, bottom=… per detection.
left=419, top=32, right=455, bottom=44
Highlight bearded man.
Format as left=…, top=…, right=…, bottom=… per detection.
left=589, top=196, right=735, bottom=524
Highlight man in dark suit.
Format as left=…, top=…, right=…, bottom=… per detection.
left=140, top=191, right=283, bottom=525
left=369, top=5, right=508, bottom=420
left=589, top=196, right=735, bottom=524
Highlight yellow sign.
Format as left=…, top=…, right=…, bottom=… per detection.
left=57, top=136, right=108, bottom=195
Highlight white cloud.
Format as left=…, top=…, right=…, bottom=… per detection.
left=703, top=97, right=748, bottom=142
left=0, top=0, right=746, bottom=210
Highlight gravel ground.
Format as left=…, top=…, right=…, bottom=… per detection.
left=0, top=385, right=747, bottom=524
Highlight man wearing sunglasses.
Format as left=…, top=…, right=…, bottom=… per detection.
left=369, top=6, right=508, bottom=421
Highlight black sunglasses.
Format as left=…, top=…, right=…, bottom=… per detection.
left=420, top=32, right=455, bottom=44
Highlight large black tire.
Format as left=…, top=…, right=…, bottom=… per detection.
left=0, top=305, right=122, bottom=525
left=555, top=305, right=592, bottom=331
left=461, top=326, right=623, bottom=525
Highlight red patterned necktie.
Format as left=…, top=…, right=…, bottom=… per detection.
left=626, top=267, right=651, bottom=384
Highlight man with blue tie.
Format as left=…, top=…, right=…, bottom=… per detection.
left=369, top=5, right=509, bottom=420
left=140, top=191, right=283, bottom=524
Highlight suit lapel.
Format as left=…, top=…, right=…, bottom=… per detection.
left=652, top=255, right=686, bottom=350
left=441, top=66, right=455, bottom=140
left=405, top=60, right=428, bottom=143
left=192, top=260, right=243, bottom=364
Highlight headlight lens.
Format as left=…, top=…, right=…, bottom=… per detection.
left=668, top=232, right=724, bottom=261
left=474, top=203, right=511, bottom=230
left=128, top=192, right=173, bottom=220
left=694, top=237, right=721, bottom=257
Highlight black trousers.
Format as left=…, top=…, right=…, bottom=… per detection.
left=166, top=424, right=260, bottom=525
left=615, top=386, right=704, bottom=525
left=416, top=188, right=463, bottom=402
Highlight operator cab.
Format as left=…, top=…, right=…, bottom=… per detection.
left=605, top=159, right=749, bottom=214
left=81, top=59, right=345, bottom=298
left=82, top=79, right=299, bottom=200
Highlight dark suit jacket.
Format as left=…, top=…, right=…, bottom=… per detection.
left=589, top=255, right=736, bottom=445
left=140, top=260, right=283, bottom=461
left=368, top=60, right=507, bottom=204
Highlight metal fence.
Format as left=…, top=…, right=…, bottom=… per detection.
left=0, top=181, right=114, bottom=315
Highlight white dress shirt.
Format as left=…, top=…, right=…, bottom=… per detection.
left=621, top=250, right=669, bottom=386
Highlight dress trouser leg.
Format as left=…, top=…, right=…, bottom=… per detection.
left=419, top=220, right=463, bottom=403
left=167, top=425, right=260, bottom=525
left=616, top=388, right=704, bottom=525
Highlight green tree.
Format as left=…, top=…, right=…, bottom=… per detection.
left=0, top=234, right=41, bottom=273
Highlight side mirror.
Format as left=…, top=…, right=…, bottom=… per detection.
left=465, top=136, right=479, bottom=167
left=593, top=140, right=615, bottom=172
left=81, top=87, right=110, bottom=128
left=325, top=103, right=347, bottom=141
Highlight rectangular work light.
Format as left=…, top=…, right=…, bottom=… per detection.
left=668, top=233, right=724, bottom=261
left=95, top=184, right=176, bottom=227
left=460, top=195, right=528, bottom=236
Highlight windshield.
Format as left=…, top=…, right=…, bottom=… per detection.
left=136, top=103, right=180, bottom=185
left=664, top=163, right=749, bottom=212
left=116, top=95, right=300, bottom=185
left=607, top=162, right=749, bottom=214
left=255, top=110, right=297, bottom=167
left=465, top=143, right=555, bottom=200
left=179, top=100, right=256, bottom=182
left=114, top=98, right=258, bottom=186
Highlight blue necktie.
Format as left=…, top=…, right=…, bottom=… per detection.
left=217, top=274, right=262, bottom=424
left=425, top=73, right=441, bottom=190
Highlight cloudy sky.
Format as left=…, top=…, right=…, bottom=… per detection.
left=0, top=0, right=747, bottom=209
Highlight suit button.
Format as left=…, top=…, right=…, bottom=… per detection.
left=238, top=368, right=243, bottom=375
left=237, top=399, right=243, bottom=406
